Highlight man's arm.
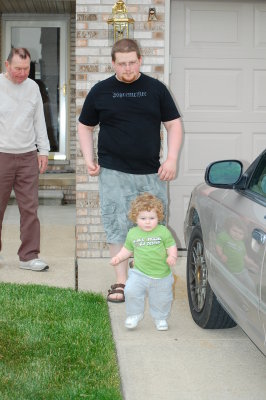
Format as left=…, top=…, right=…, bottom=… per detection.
left=158, top=118, right=183, bottom=181
left=78, top=122, right=100, bottom=176
left=34, top=89, right=50, bottom=160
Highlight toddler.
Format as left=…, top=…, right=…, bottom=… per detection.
left=111, top=193, right=178, bottom=331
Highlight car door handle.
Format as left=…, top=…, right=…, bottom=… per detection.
left=252, top=229, right=266, bottom=245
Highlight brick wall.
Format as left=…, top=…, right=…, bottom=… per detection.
left=76, top=0, right=166, bottom=258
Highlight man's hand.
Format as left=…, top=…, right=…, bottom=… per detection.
left=38, top=155, right=48, bottom=174
left=87, top=162, right=100, bottom=176
left=158, top=158, right=177, bottom=181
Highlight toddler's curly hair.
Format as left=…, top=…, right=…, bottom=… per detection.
left=128, top=193, right=164, bottom=223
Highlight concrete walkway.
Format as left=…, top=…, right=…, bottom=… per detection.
left=1, top=205, right=266, bottom=400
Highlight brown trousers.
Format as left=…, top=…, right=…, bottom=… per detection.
left=0, top=151, right=40, bottom=261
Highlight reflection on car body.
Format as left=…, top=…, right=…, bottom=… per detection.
left=184, top=149, right=266, bottom=356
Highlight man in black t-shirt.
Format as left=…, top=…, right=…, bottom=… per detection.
left=78, top=39, right=182, bottom=303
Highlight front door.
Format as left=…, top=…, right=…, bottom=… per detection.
left=3, top=17, right=68, bottom=160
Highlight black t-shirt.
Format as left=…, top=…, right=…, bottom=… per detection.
left=79, top=73, right=180, bottom=174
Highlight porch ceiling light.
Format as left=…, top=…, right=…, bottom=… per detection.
left=107, top=0, right=134, bottom=44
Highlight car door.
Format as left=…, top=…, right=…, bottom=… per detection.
left=210, top=152, right=266, bottom=352
left=249, top=157, right=266, bottom=351
left=260, top=246, right=266, bottom=349
left=249, top=155, right=266, bottom=353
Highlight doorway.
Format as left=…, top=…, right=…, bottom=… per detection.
left=3, top=16, right=69, bottom=160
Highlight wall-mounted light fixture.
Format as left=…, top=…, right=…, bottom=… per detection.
left=148, top=7, right=157, bottom=21
left=107, top=0, right=134, bottom=44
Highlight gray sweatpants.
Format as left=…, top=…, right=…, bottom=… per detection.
left=125, top=269, right=174, bottom=320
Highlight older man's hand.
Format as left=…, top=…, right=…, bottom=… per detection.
left=38, top=155, right=49, bottom=174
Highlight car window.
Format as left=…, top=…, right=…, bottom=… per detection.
left=249, top=153, right=266, bottom=198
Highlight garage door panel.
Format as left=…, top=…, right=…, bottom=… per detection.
left=185, top=68, right=242, bottom=111
left=171, top=58, right=245, bottom=119
left=171, top=2, right=266, bottom=58
left=186, top=7, right=239, bottom=47
left=255, top=5, right=266, bottom=47
left=171, top=1, right=253, bottom=57
left=254, top=70, right=266, bottom=111
left=168, top=186, right=193, bottom=247
left=172, top=58, right=266, bottom=122
left=183, top=132, right=242, bottom=173
left=253, top=132, right=266, bottom=158
left=173, top=131, right=243, bottom=187
left=174, top=122, right=266, bottom=182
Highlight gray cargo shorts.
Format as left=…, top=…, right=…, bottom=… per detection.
left=99, top=168, right=168, bottom=244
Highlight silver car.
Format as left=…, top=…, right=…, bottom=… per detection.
left=184, top=149, right=266, bottom=356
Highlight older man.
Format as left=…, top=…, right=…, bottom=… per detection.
left=0, top=48, right=50, bottom=271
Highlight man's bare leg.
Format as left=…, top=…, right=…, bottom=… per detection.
left=107, top=243, right=128, bottom=301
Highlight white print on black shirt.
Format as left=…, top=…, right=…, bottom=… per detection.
left=133, top=237, right=162, bottom=247
left=112, top=91, right=147, bottom=98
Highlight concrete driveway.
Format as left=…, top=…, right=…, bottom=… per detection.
left=1, top=205, right=266, bottom=400
left=79, top=256, right=266, bottom=400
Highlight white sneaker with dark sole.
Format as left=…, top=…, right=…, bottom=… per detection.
left=125, top=314, right=144, bottom=329
left=155, top=319, right=168, bottom=331
left=19, top=258, right=49, bottom=271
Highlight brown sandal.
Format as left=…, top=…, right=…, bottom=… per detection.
left=107, top=283, right=125, bottom=303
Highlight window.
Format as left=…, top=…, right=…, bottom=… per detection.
left=249, top=154, right=266, bottom=198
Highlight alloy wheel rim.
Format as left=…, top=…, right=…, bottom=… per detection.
left=189, top=237, right=208, bottom=312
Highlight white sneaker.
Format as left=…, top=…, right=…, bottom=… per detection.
left=19, top=258, right=49, bottom=271
left=155, top=319, right=168, bottom=331
left=125, top=314, right=144, bottom=329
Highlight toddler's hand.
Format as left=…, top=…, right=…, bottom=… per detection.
left=110, top=256, right=120, bottom=266
left=167, top=255, right=177, bottom=267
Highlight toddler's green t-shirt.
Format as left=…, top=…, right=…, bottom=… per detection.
left=124, top=224, right=176, bottom=278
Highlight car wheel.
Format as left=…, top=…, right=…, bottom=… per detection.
left=187, top=225, right=236, bottom=329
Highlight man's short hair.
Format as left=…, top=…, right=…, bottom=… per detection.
left=7, top=48, right=31, bottom=63
left=111, top=39, right=141, bottom=61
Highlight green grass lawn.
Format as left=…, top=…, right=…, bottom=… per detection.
left=0, top=283, right=122, bottom=400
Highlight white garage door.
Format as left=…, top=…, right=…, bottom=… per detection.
left=169, top=0, right=266, bottom=248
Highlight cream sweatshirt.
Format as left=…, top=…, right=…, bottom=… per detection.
left=0, top=73, right=50, bottom=155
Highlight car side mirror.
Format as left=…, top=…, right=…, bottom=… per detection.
left=205, top=160, right=243, bottom=189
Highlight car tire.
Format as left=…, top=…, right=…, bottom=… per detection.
left=186, top=225, right=236, bottom=329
